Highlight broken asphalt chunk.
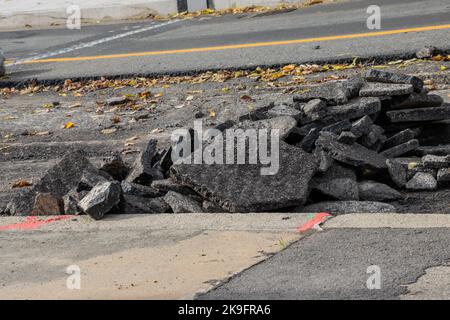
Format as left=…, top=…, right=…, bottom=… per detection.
left=298, top=201, right=397, bottom=215
left=316, top=132, right=387, bottom=170
left=267, top=104, right=302, bottom=120
left=437, top=168, right=450, bottom=186
left=359, top=82, right=414, bottom=97
left=364, top=69, right=424, bottom=92
left=311, top=164, right=359, bottom=200
left=120, top=195, right=170, bottom=214
left=150, top=179, right=197, bottom=196
left=79, top=181, right=121, bottom=220
left=6, top=150, right=107, bottom=216
left=99, top=152, right=129, bottom=181
left=164, top=191, right=204, bottom=213
left=386, top=106, right=450, bottom=122
left=406, top=172, right=438, bottom=191
left=126, top=139, right=158, bottom=185
left=170, top=141, right=319, bottom=212
left=358, top=181, right=402, bottom=201
left=300, top=99, right=326, bottom=124
left=422, top=155, right=450, bottom=169
left=416, top=145, right=450, bottom=156
left=380, top=139, right=419, bottom=158
left=326, top=97, right=381, bottom=122
left=383, top=128, right=420, bottom=150
left=32, top=193, right=64, bottom=216
left=293, top=82, right=349, bottom=105
left=121, top=181, right=164, bottom=198
left=386, top=159, right=408, bottom=188
left=387, top=93, right=443, bottom=110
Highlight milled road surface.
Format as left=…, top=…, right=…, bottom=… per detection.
left=198, top=214, right=450, bottom=300
left=1, top=0, right=450, bottom=82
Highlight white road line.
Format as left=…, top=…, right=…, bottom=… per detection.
left=7, top=20, right=180, bottom=66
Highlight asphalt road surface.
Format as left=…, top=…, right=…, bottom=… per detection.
left=199, top=215, right=450, bottom=300
left=1, top=0, right=450, bottom=82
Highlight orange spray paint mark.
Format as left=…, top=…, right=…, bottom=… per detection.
left=0, top=216, right=72, bottom=231
left=297, top=213, right=332, bottom=233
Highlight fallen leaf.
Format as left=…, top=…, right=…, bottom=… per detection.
left=126, top=136, right=139, bottom=142
left=12, top=180, right=32, bottom=188
left=2, top=115, right=18, bottom=120
left=101, top=128, right=117, bottom=135
left=111, top=116, right=121, bottom=124
left=139, top=91, right=152, bottom=99
left=440, top=65, right=448, bottom=71
left=187, top=90, right=203, bottom=94
left=68, top=103, right=82, bottom=109
left=186, top=95, right=194, bottom=101
left=240, top=95, right=253, bottom=102
left=408, top=162, right=418, bottom=170
left=388, top=60, right=403, bottom=65
left=63, top=122, right=75, bottom=129
left=208, top=109, right=217, bottom=119
left=282, top=64, right=296, bottom=72
left=33, top=131, right=51, bottom=136
left=42, top=103, right=54, bottom=109
left=150, top=128, right=163, bottom=134
left=432, top=55, right=444, bottom=61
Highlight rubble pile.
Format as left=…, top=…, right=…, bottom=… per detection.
left=4, top=69, right=450, bottom=218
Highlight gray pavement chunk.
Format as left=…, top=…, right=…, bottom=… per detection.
left=380, top=139, right=419, bottom=158
left=170, top=141, right=319, bottom=212
left=386, top=106, right=450, bottom=122
left=365, top=69, right=424, bottom=92
left=359, top=83, right=414, bottom=97
left=316, top=132, right=387, bottom=170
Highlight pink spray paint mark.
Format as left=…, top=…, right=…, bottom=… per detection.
left=297, top=212, right=332, bottom=233
left=0, top=215, right=72, bottom=231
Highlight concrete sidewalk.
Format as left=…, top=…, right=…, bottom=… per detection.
left=0, top=213, right=315, bottom=299
left=0, top=0, right=177, bottom=30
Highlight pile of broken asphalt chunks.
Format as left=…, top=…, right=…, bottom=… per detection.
left=4, top=69, right=450, bottom=218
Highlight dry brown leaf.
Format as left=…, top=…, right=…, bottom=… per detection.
left=12, top=180, right=32, bottom=188
left=111, top=116, right=121, bottom=124
left=240, top=95, right=253, bottom=102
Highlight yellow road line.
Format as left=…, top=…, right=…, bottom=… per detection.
left=23, top=24, right=450, bottom=64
